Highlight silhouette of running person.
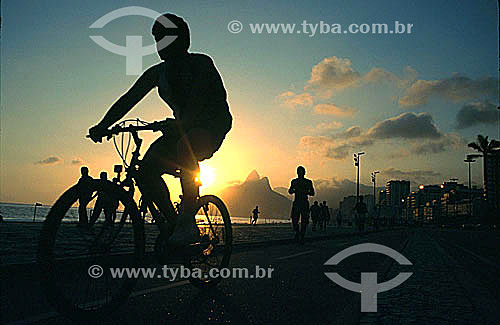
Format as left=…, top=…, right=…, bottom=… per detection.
left=252, top=206, right=260, bottom=225
left=77, top=166, right=93, bottom=226
left=310, top=201, right=320, bottom=231
left=88, top=14, right=232, bottom=245
left=90, top=172, right=116, bottom=227
left=288, top=166, right=315, bottom=244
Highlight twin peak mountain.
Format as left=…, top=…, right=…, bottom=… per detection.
left=219, top=170, right=291, bottom=219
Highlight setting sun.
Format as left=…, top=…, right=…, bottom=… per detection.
left=198, top=165, right=216, bottom=187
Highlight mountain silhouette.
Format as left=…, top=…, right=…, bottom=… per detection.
left=219, top=170, right=291, bottom=219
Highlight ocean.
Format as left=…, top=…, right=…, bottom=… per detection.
left=0, top=202, right=289, bottom=224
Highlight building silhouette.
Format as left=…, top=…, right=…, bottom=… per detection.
left=405, top=181, right=483, bottom=225
left=385, top=180, right=410, bottom=224
left=484, top=149, right=500, bottom=211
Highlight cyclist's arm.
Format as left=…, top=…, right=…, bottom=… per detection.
left=97, top=65, right=160, bottom=129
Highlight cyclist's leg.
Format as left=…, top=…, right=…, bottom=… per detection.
left=136, top=136, right=178, bottom=224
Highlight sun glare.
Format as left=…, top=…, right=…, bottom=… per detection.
left=198, top=165, right=216, bottom=187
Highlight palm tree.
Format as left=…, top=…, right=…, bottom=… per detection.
left=468, top=135, right=500, bottom=208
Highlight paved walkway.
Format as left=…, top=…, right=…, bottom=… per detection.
left=0, top=222, right=357, bottom=265
left=360, top=228, right=500, bottom=324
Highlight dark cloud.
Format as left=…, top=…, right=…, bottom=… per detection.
left=71, top=158, right=83, bottom=165
left=400, top=75, right=498, bottom=107
left=300, top=112, right=447, bottom=160
left=366, top=112, right=442, bottom=139
left=456, top=101, right=498, bottom=129
left=411, top=134, right=465, bottom=155
left=35, top=156, right=62, bottom=165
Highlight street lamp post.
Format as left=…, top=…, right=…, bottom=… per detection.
left=354, top=152, right=365, bottom=202
left=371, top=171, right=380, bottom=212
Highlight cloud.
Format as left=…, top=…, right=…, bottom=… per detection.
left=380, top=168, right=441, bottom=184
left=277, top=91, right=314, bottom=108
left=71, top=158, right=84, bottom=165
left=456, top=101, right=498, bottom=129
left=35, top=156, right=62, bottom=165
left=304, top=56, right=417, bottom=97
left=315, top=121, right=343, bottom=131
left=411, top=134, right=466, bottom=155
left=363, top=66, right=418, bottom=88
left=366, top=112, right=442, bottom=139
left=399, top=75, right=498, bottom=107
left=307, top=56, right=360, bottom=92
left=299, top=112, right=461, bottom=160
left=313, top=103, right=358, bottom=117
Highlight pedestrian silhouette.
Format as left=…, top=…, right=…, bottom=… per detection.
left=288, top=166, right=315, bottom=244
left=336, top=210, right=342, bottom=227
left=321, top=201, right=330, bottom=231
left=89, top=172, right=116, bottom=227
left=87, top=13, right=232, bottom=246
left=310, top=201, right=320, bottom=231
left=354, top=196, right=368, bottom=232
left=77, top=166, right=93, bottom=226
left=251, top=206, right=260, bottom=225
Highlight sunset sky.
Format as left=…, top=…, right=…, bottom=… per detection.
left=1, top=0, right=499, bottom=205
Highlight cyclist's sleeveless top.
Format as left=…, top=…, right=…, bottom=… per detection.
left=157, top=53, right=232, bottom=136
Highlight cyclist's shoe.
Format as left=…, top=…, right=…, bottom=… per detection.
left=168, top=217, right=201, bottom=246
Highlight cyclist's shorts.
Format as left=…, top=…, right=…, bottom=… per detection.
left=141, top=127, right=228, bottom=174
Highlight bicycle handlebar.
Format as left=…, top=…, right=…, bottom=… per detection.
left=86, top=118, right=174, bottom=140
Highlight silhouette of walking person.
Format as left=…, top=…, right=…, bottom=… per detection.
left=77, top=166, right=93, bottom=227
left=288, top=166, right=315, bottom=244
left=354, top=196, right=368, bottom=233
left=336, top=209, right=342, bottom=227
left=310, top=201, right=320, bottom=231
left=88, top=13, right=232, bottom=246
left=89, top=172, right=116, bottom=227
left=321, top=201, right=330, bottom=231
left=251, top=206, right=260, bottom=225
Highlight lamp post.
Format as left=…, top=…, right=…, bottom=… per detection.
left=354, top=152, right=365, bottom=202
left=371, top=171, right=380, bottom=212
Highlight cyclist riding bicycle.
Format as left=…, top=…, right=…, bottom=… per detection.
left=88, top=13, right=232, bottom=246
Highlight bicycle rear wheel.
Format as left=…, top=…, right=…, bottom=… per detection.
left=185, top=195, right=232, bottom=289
left=38, top=179, right=145, bottom=321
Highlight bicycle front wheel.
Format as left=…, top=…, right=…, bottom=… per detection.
left=38, top=179, right=145, bottom=321
left=186, top=195, right=232, bottom=289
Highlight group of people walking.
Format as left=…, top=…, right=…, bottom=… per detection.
left=77, top=166, right=119, bottom=228
left=310, top=201, right=330, bottom=231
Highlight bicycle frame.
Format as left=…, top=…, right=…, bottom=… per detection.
left=102, top=120, right=200, bottom=232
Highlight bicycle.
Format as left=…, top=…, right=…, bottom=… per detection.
left=37, top=118, right=232, bottom=321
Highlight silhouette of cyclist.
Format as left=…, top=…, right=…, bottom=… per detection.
left=288, top=166, right=315, bottom=244
left=88, top=13, right=232, bottom=245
